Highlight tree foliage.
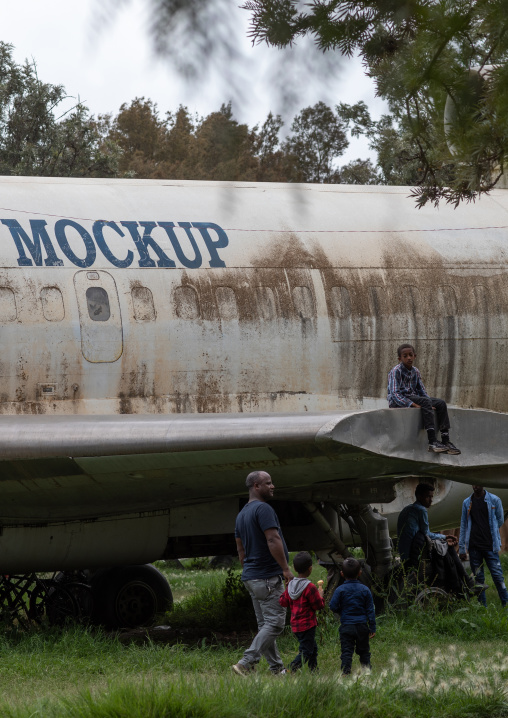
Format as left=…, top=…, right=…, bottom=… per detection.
left=282, top=101, right=348, bottom=182
left=103, top=97, right=353, bottom=183
left=242, top=0, right=508, bottom=206
left=336, top=101, right=423, bottom=186
left=0, top=42, right=120, bottom=177
left=0, top=40, right=426, bottom=189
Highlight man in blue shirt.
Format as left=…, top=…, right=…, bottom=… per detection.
left=459, top=485, right=508, bottom=606
left=398, top=483, right=484, bottom=596
left=232, top=470, right=294, bottom=676
left=397, top=483, right=457, bottom=565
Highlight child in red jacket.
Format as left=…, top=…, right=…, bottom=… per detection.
left=279, top=551, right=325, bottom=672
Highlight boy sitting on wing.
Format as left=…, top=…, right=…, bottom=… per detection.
left=387, top=343, right=461, bottom=455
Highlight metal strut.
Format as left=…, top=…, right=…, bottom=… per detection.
left=303, top=502, right=353, bottom=559
left=347, top=504, right=393, bottom=578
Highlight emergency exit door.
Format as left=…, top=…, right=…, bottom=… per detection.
left=73, top=270, right=123, bottom=362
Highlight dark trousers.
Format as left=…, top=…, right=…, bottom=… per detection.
left=290, top=626, right=318, bottom=672
left=406, top=395, right=450, bottom=433
left=469, top=548, right=508, bottom=607
left=339, top=623, right=371, bottom=674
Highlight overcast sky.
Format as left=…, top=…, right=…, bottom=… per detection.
left=2, top=0, right=388, bottom=163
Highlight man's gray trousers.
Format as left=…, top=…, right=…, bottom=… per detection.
left=240, top=575, right=286, bottom=672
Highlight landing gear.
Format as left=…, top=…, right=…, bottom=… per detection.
left=0, top=565, right=172, bottom=630
left=91, top=564, right=173, bottom=629
left=29, top=582, right=79, bottom=626
left=0, top=573, right=92, bottom=628
left=306, top=502, right=392, bottom=608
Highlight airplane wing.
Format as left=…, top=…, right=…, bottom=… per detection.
left=1, top=407, right=507, bottom=524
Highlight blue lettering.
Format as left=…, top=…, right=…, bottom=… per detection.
left=1, top=219, right=63, bottom=267
left=191, top=222, right=229, bottom=268
left=120, top=221, right=175, bottom=268
left=54, top=220, right=96, bottom=268
left=1, top=216, right=229, bottom=269
left=158, top=222, right=202, bottom=269
left=93, top=221, right=133, bottom=268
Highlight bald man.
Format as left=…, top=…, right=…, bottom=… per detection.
left=232, top=470, right=294, bottom=676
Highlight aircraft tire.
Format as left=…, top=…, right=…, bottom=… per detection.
left=91, top=564, right=173, bottom=629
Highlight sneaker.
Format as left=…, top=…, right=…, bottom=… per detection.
left=232, top=663, right=255, bottom=677
left=443, top=441, right=461, bottom=455
left=470, top=583, right=489, bottom=596
left=428, top=440, right=448, bottom=453
left=271, top=667, right=289, bottom=676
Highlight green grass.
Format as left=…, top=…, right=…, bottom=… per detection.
left=2, top=563, right=508, bottom=716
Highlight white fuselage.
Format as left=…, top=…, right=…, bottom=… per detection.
left=0, top=177, right=507, bottom=416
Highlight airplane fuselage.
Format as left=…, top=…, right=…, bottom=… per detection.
left=1, top=177, right=508, bottom=580
left=1, top=177, right=507, bottom=417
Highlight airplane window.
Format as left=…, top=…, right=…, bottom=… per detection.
left=174, top=285, right=200, bottom=320
left=215, top=286, right=238, bottom=321
left=329, top=286, right=351, bottom=319
left=292, top=286, right=315, bottom=319
left=368, top=286, right=387, bottom=315
left=86, top=286, right=111, bottom=322
left=473, top=285, right=488, bottom=313
left=255, top=287, right=276, bottom=321
left=0, top=287, right=17, bottom=322
left=41, top=287, right=65, bottom=322
left=132, top=286, right=156, bottom=321
left=405, top=286, right=421, bottom=315
left=436, top=285, right=458, bottom=317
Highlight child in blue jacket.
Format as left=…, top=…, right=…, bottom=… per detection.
left=329, top=558, right=376, bottom=675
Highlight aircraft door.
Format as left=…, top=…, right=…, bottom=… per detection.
left=73, top=270, right=123, bottom=362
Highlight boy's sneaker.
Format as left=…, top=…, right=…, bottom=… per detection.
left=271, top=667, right=289, bottom=676
left=232, top=663, right=255, bottom=677
left=428, top=440, right=448, bottom=453
left=443, top=441, right=461, bottom=455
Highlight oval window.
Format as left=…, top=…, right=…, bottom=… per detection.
left=41, top=286, right=65, bottom=322
left=292, top=286, right=315, bottom=319
left=174, top=286, right=200, bottom=320
left=86, top=286, right=110, bottom=322
left=216, top=286, right=238, bottom=321
left=132, top=286, right=156, bottom=321
left=256, top=287, right=277, bottom=321
left=0, top=287, right=17, bottom=322
left=329, top=286, right=351, bottom=319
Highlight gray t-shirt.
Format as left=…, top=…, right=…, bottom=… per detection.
left=235, top=500, right=289, bottom=580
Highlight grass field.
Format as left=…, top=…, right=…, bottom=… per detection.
left=2, top=559, right=508, bottom=717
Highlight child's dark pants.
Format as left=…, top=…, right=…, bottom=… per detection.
left=405, top=395, right=450, bottom=432
left=339, top=623, right=371, bottom=674
left=290, top=626, right=318, bottom=672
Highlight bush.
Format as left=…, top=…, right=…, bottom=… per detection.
left=166, top=569, right=256, bottom=634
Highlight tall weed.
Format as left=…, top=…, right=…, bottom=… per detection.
left=167, top=568, right=256, bottom=633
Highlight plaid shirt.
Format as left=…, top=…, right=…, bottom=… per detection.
left=279, top=582, right=325, bottom=632
left=387, top=363, right=429, bottom=408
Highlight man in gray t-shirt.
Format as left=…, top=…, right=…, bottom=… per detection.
left=232, top=470, right=294, bottom=676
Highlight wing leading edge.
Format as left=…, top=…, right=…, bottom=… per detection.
left=0, top=408, right=506, bottom=524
